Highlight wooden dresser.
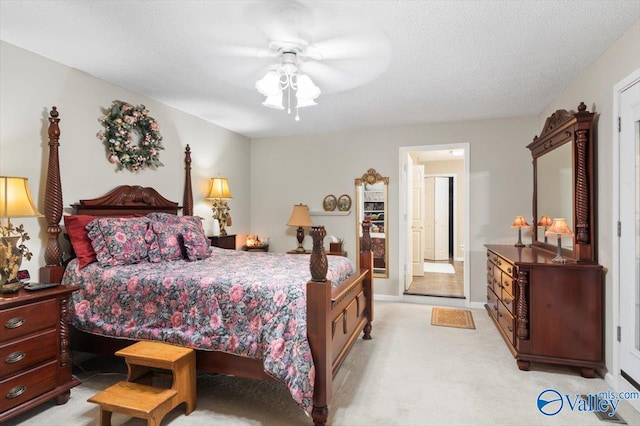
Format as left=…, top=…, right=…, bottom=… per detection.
left=0, top=285, right=80, bottom=422
left=485, top=245, right=604, bottom=377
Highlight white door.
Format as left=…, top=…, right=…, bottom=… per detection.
left=619, top=77, right=640, bottom=401
left=411, top=166, right=425, bottom=275
left=434, top=177, right=449, bottom=260
left=404, top=156, right=414, bottom=289
left=424, top=177, right=435, bottom=260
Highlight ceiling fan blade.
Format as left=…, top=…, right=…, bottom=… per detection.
left=301, top=61, right=381, bottom=94
left=306, top=26, right=392, bottom=61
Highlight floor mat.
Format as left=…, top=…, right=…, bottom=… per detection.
left=431, top=307, right=475, bottom=329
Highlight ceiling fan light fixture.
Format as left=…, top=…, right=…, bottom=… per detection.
left=256, top=49, right=320, bottom=120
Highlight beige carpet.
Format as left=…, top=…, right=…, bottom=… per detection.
left=5, top=302, right=640, bottom=426
left=431, top=307, right=475, bottom=329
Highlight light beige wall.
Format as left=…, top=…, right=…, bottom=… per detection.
left=0, top=41, right=251, bottom=280
left=250, top=117, right=538, bottom=301
left=537, top=20, right=640, bottom=375
left=420, top=159, right=465, bottom=260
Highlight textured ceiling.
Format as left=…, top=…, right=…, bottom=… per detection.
left=1, top=1, right=639, bottom=139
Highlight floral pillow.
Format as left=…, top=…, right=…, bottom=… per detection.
left=86, top=217, right=151, bottom=267
left=146, top=213, right=211, bottom=262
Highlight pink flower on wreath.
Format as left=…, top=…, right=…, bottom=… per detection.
left=109, top=155, right=119, bottom=164
left=150, top=121, right=159, bottom=131
left=121, top=104, right=132, bottom=111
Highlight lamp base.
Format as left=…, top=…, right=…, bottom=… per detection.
left=514, top=229, right=525, bottom=248
left=551, top=236, right=568, bottom=263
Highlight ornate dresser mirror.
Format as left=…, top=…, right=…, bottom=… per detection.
left=355, top=169, right=389, bottom=278
left=527, top=102, right=596, bottom=262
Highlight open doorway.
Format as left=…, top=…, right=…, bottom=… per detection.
left=399, top=145, right=469, bottom=302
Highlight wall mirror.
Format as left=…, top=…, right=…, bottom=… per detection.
left=527, top=102, right=596, bottom=262
left=355, top=169, right=389, bottom=277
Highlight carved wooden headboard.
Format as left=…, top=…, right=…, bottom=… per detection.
left=40, top=107, right=194, bottom=282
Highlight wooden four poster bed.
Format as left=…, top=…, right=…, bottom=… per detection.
left=38, top=107, right=374, bottom=425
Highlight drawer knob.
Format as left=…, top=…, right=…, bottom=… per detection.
left=5, top=317, right=25, bottom=329
left=507, top=267, right=512, bottom=273
left=5, top=351, right=26, bottom=364
left=6, top=385, right=26, bottom=399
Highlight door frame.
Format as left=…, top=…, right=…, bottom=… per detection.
left=398, top=143, right=470, bottom=305
left=611, top=67, right=640, bottom=401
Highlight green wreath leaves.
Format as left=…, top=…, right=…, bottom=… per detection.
left=98, top=100, right=164, bottom=172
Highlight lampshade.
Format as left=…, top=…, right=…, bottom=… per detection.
left=286, top=204, right=313, bottom=227
left=0, top=176, right=42, bottom=218
left=537, top=215, right=553, bottom=227
left=545, top=218, right=574, bottom=238
left=206, top=177, right=232, bottom=200
left=510, top=216, right=530, bottom=229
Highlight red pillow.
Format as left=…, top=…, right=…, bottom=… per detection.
left=64, top=215, right=99, bottom=268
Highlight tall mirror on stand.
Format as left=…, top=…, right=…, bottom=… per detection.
left=355, top=169, right=389, bottom=278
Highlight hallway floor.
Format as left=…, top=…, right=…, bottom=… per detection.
left=405, top=259, right=464, bottom=298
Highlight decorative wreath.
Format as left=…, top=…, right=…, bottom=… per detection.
left=97, top=100, right=164, bottom=172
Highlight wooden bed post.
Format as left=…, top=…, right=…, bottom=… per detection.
left=40, top=106, right=66, bottom=283
left=360, top=219, right=374, bottom=339
left=183, top=145, right=193, bottom=216
left=307, top=226, right=331, bottom=426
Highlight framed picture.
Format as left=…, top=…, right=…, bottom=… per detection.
left=323, top=195, right=337, bottom=211
left=338, top=194, right=352, bottom=211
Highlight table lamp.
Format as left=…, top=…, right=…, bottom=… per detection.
left=510, top=215, right=530, bottom=248
left=545, top=218, right=574, bottom=263
left=0, top=176, right=42, bottom=286
left=205, top=177, right=232, bottom=236
left=537, top=215, right=553, bottom=243
left=286, top=204, right=313, bottom=252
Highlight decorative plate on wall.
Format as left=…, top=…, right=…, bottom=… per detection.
left=323, top=195, right=337, bottom=211
left=338, top=194, right=352, bottom=211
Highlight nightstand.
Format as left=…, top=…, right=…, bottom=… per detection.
left=0, top=285, right=80, bottom=423
left=242, top=245, right=269, bottom=252
left=209, top=234, right=236, bottom=250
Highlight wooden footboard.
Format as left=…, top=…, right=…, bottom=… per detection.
left=307, top=223, right=373, bottom=426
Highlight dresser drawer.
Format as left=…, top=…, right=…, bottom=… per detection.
left=0, top=360, right=57, bottom=412
left=501, top=273, right=514, bottom=299
left=486, top=287, right=498, bottom=318
left=497, top=301, right=515, bottom=345
left=0, top=329, right=57, bottom=378
left=502, top=291, right=515, bottom=315
left=0, top=299, right=57, bottom=343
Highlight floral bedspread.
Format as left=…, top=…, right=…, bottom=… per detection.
left=63, top=247, right=355, bottom=413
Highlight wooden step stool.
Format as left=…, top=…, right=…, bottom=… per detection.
left=88, top=341, right=196, bottom=426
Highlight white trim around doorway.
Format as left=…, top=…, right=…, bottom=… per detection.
left=397, top=143, right=471, bottom=305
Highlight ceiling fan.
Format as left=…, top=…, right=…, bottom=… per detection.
left=206, top=1, right=392, bottom=109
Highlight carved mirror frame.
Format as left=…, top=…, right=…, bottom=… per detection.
left=355, top=168, right=389, bottom=278
left=527, top=102, right=596, bottom=262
